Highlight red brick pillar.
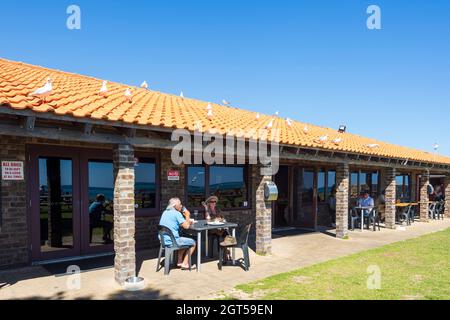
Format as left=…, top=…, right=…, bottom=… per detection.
left=445, top=174, right=450, bottom=218
left=113, top=144, right=136, bottom=285
left=419, top=171, right=430, bottom=222
left=336, top=163, right=349, bottom=239
left=254, top=166, right=272, bottom=255
left=384, top=168, right=396, bottom=229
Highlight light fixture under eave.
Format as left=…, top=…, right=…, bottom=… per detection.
left=402, top=159, right=409, bottom=166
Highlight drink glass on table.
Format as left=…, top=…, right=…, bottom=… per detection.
left=193, top=210, right=199, bottom=221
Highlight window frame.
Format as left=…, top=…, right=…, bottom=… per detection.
left=185, top=164, right=251, bottom=212
left=134, top=152, right=161, bottom=217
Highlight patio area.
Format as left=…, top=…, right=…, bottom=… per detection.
left=1, top=219, right=449, bottom=300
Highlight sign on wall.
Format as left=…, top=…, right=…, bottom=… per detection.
left=168, top=169, right=180, bottom=181
left=1, top=161, right=24, bottom=181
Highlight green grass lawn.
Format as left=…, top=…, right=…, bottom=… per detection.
left=229, top=228, right=450, bottom=300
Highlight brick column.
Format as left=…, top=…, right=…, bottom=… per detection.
left=444, top=174, right=450, bottom=218
left=254, top=166, right=272, bottom=255
left=384, top=168, right=396, bottom=229
left=335, top=163, right=349, bottom=239
left=113, top=144, right=136, bottom=285
left=419, top=171, right=430, bottom=222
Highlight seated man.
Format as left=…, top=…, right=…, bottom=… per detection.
left=159, top=198, right=196, bottom=269
left=357, top=190, right=375, bottom=219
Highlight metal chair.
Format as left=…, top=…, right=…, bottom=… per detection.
left=156, top=225, right=193, bottom=275
left=429, top=202, right=438, bottom=220
left=218, top=224, right=252, bottom=272
left=349, top=208, right=360, bottom=230
left=434, top=201, right=444, bottom=220
left=368, top=208, right=381, bottom=231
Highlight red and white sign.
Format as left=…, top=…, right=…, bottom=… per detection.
left=168, top=169, right=180, bottom=181
left=1, top=161, right=24, bottom=181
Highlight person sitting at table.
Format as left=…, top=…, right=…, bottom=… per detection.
left=202, top=196, right=231, bottom=261
left=357, top=190, right=375, bottom=226
left=159, top=198, right=196, bottom=270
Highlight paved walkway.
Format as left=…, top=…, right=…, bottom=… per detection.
left=1, top=219, right=449, bottom=300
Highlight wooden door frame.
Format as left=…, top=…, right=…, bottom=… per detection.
left=27, top=145, right=82, bottom=262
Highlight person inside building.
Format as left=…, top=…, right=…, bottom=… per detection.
left=88, top=194, right=113, bottom=244
left=159, top=198, right=196, bottom=270
left=327, top=186, right=336, bottom=228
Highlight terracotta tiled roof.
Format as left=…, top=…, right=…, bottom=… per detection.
left=1, top=58, right=449, bottom=165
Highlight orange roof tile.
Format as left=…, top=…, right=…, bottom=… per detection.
left=1, top=57, right=449, bottom=166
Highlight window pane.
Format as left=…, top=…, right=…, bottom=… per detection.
left=302, top=170, right=315, bottom=204
left=327, top=171, right=336, bottom=197
left=135, top=158, right=156, bottom=209
left=360, top=172, right=369, bottom=193
left=371, top=172, right=379, bottom=198
left=187, top=166, right=206, bottom=207
left=88, top=160, right=114, bottom=246
left=209, top=166, right=248, bottom=209
left=39, top=157, right=74, bottom=252
left=317, top=170, right=326, bottom=202
left=396, top=175, right=404, bottom=200
left=350, top=172, right=359, bottom=199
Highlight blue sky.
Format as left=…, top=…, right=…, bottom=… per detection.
left=1, top=0, right=449, bottom=156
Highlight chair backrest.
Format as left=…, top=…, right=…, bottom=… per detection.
left=237, top=223, right=252, bottom=246
left=157, top=225, right=177, bottom=247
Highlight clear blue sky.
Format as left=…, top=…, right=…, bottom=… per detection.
left=1, top=0, right=449, bottom=156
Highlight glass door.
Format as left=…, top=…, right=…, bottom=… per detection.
left=80, top=151, right=115, bottom=255
left=29, top=147, right=81, bottom=261
left=294, top=168, right=317, bottom=229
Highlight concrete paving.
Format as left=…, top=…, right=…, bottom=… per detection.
left=1, top=219, right=449, bottom=300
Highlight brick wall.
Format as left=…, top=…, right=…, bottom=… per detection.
left=384, top=167, right=396, bottom=229
left=335, top=163, right=349, bottom=239
left=0, top=135, right=28, bottom=268
left=419, top=171, right=430, bottom=222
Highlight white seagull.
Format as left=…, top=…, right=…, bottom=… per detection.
left=222, top=100, right=230, bottom=106
left=366, top=143, right=380, bottom=149
left=332, top=137, right=343, bottom=145
left=316, top=135, right=328, bottom=143
left=206, top=102, right=213, bottom=110
left=286, top=118, right=293, bottom=126
left=141, top=81, right=149, bottom=89
left=30, top=78, right=53, bottom=101
left=303, top=126, right=309, bottom=134
left=125, top=88, right=133, bottom=103
left=180, top=91, right=184, bottom=98
left=99, top=81, right=108, bottom=97
left=255, top=113, right=261, bottom=121
left=266, top=119, right=274, bottom=129
left=207, top=109, right=214, bottom=120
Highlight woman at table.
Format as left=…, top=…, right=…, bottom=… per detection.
left=202, top=196, right=232, bottom=261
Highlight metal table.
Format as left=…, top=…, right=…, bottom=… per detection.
left=353, top=206, right=373, bottom=231
left=188, top=220, right=238, bottom=272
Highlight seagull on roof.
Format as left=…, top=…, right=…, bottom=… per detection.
left=366, top=143, right=380, bottom=148
left=125, top=88, right=133, bottom=103
left=266, top=119, right=274, bottom=129
left=207, top=109, right=214, bottom=120
left=222, top=100, right=230, bottom=106
left=286, top=118, right=293, bottom=126
left=30, top=78, right=53, bottom=102
left=316, top=135, right=328, bottom=143
left=99, top=81, right=108, bottom=97
left=303, top=126, right=309, bottom=134
left=140, top=81, right=149, bottom=90
left=332, top=137, right=343, bottom=145
left=180, top=91, right=184, bottom=98
left=206, top=102, right=213, bottom=110
left=274, top=111, right=280, bottom=117
left=255, top=113, right=261, bottom=121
